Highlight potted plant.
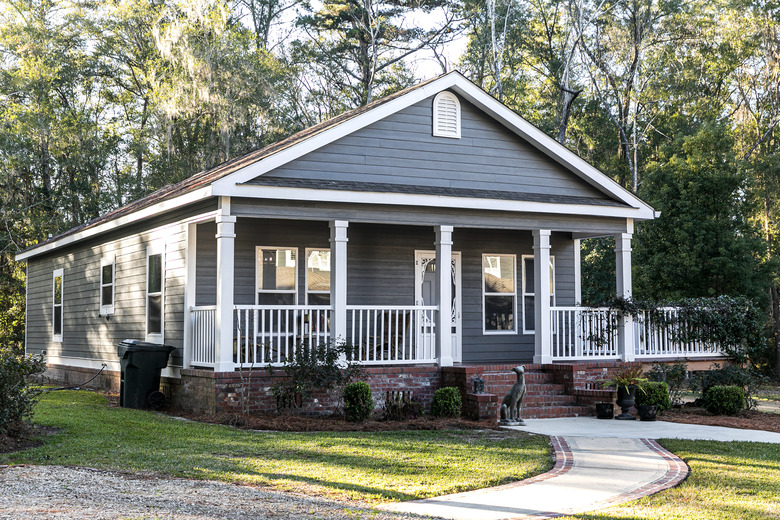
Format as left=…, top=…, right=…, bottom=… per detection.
left=601, top=366, right=648, bottom=420
left=635, top=381, right=672, bottom=421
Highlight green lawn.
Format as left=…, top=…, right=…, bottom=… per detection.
left=561, top=439, right=780, bottom=520
left=1, top=390, right=552, bottom=504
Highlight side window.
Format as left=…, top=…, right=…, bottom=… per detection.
left=483, top=254, right=516, bottom=333
left=305, top=248, right=330, bottom=305
left=100, top=256, right=115, bottom=316
left=522, top=256, right=556, bottom=334
left=256, top=247, right=297, bottom=305
left=52, top=268, right=63, bottom=342
left=146, top=245, right=164, bottom=340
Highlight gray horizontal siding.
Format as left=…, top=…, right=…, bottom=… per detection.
left=24, top=201, right=216, bottom=368
left=262, top=96, right=611, bottom=201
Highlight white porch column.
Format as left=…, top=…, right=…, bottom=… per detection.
left=215, top=199, right=236, bottom=372
left=533, top=230, right=552, bottom=364
left=615, top=232, right=636, bottom=361
left=435, top=225, right=454, bottom=367
left=573, top=238, right=582, bottom=305
left=329, top=220, right=349, bottom=342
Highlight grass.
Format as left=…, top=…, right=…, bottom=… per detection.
left=0, top=390, right=552, bottom=504
left=560, top=439, right=780, bottom=520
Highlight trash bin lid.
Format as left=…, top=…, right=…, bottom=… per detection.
left=117, top=339, right=175, bottom=358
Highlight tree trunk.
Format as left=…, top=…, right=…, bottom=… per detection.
left=772, top=285, right=780, bottom=380
left=557, top=87, right=580, bottom=144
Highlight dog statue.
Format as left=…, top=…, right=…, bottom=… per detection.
left=499, top=366, right=526, bottom=426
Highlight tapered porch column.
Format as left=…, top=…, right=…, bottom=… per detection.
left=330, top=220, right=349, bottom=342
left=533, top=230, right=552, bottom=364
left=615, top=232, right=636, bottom=361
left=435, top=226, right=454, bottom=367
left=215, top=201, right=237, bottom=372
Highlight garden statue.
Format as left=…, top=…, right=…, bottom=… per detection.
left=499, top=365, right=526, bottom=426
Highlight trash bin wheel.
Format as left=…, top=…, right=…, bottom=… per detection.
left=147, top=390, right=166, bottom=410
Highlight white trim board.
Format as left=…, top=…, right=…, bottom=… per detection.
left=224, top=184, right=654, bottom=220
left=44, top=353, right=181, bottom=379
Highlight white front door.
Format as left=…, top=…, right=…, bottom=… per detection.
left=415, top=250, right=462, bottom=363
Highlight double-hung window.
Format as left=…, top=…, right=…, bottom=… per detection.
left=146, top=245, right=164, bottom=340
left=521, top=255, right=556, bottom=334
left=52, top=269, right=63, bottom=342
left=100, top=256, right=115, bottom=316
left=305, top=248, right=330, bottom=305
left=256, top=247, right=297, bottom=305
left=483, top=254, right=517, bottom=333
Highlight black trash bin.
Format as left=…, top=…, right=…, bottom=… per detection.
left=117, top=340, right=175, bottom=409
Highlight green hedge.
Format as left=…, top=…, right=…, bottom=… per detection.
left=343, top=381, right=373, bottom=422
left=0, top=348, right=46, bottom=434
left=704, top=385, right=745, bottom=415
left=431, top=387, right=462, bottom=418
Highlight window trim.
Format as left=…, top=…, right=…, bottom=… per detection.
left=52, top=268, right=63, bottom=343
left=99, top=255, right=115, bottom=316
left=255, top=246, right=298, bottom=305
left=432, top=91, right=461, bottom=139
left=482, top=253, right=517, bottom=335
left=521, top=255, right=556, bottom=335
left=145, top=244, right=165, bottom=342
left=304, top=247, right=330, bottom=305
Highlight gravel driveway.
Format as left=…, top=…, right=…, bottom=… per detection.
left=0, top=465, right=432, bottom=520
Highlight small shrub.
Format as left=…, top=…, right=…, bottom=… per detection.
left=635, top=381, right=672, bottom=411
left=647, top=361, right=688, bottom=406
left=269, top=341, right=364, bottom=412
left=430, top=387, right=462, bottom=418
left=343, top=382, right=373, bottom=422
left=0, top=348, right=46, bottom=435
left=704, top=385, right=745, bottom=415
left=382, top=391, right=423, bottom=421
left=690, top=363, right=764, bottom=409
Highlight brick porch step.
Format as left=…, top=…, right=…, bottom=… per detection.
left=521, top=405, right=591, bottom=419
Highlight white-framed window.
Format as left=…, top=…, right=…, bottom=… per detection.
left=99, top=256, right=115, bottom=316
left=521, top=255, right=556, bottom=334
left=256, top=246, right=297, bottom=305
left=52, top=268, right=63, bottom=342
left=432, top=91, right=461, bottom=138
left=482, top=254, right=517, bottom=334
left=146, top=245, right=164, bottom=340
left=305, top=248, right=330, bottom=305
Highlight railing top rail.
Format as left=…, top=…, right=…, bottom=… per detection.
left=233, top=304, right=332, bottom=310
left=191, top=305, right=217, bottom=311
left=346, top=305, right=438, bottom=311
left=551, top=306, right=613, bottom=312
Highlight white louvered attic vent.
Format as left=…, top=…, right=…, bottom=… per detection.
left=433, top=91, right=461, bottom=138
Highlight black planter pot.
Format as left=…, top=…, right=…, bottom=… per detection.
left=615, top=385, right=637, bottom=420
left=595, top=403, right=614, bottom=419
left=638, top=404, right=658, bottom=421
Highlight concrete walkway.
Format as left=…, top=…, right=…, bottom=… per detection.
left=380, top=419, right=780, bottom=520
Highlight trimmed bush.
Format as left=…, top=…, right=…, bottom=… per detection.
left=704, top=385, right=745, bottom=415
left=0, top=348, right=46, bottom=435
left=691, top=363, right=764, bottom=409
left=635, top=381, right=672, bottom=411
left=343, top=381, right=373, bottom=422
left=647, top=361, right=688, bottom=406
left=431, top=387, right=462, bottom=418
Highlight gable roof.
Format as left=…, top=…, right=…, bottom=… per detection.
left=17, top=71, right=655, bottom=261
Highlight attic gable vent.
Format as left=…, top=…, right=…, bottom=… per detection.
left=433, top=91, right=461, bottom=138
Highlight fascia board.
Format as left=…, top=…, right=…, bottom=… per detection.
left=223, top=184, right=656, bottom=220
left=447, top=77, right=654, bottom=213
left=210, top=74, right=462, bottom=192
left=16, top=187, right=213, bottom=261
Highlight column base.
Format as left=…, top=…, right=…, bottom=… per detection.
left=533, top=355, right=552, bottom=364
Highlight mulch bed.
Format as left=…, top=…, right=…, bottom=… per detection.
left=0, top=424, right=59, bottom=454
left=659, top=406, right=780, bottom=434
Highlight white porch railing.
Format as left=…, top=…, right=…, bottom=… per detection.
left=190, top=305, right=217, bottom=366
left=634, top=307, right=728, bottom=358
left=234, top=305, right=331, bottom=367
left=346, top=305, right=438, bottom=364
left=550, top=307, right=620, bottom=360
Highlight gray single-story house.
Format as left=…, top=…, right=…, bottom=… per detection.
left=19, top=72, right=694, bottom=415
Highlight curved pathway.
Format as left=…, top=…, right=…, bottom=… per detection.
left=380, top=435, right=687, bottom=520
